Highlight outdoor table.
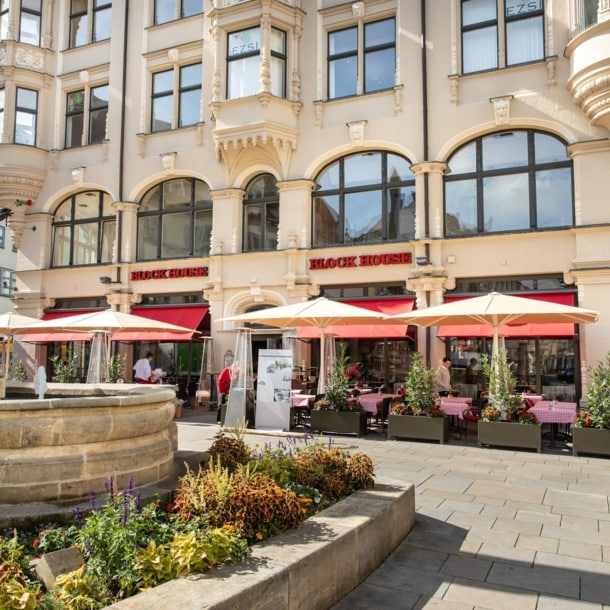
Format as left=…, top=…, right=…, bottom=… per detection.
left=524, top=394, right=544, bottom=407
left=441, top=396, right=472, bottom=405
left=359, top=393, right=397, bottom=415
left=529, top=402, right=577, bottom=447
left=439, top=400, right=470, bottom=419
left=291, top=394, right=315, bottom=408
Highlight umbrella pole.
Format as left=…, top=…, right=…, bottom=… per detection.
left=318, top=331, right=326, bottom=395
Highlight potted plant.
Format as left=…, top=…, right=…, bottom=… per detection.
left=387, top=352, right=449, bottom=443
left=477, top=348, right=542, bottom=452
left=310, top=344, right=367, bottom=437
left=572, top=351, right=610, bottom=457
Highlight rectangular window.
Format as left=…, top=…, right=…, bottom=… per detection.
left=0, top=226, right=5, bottom=249
left=154, top=0, right=202, bottom=25
left=227, top=27, right=262, bottom=99
left=20, top=0, right=42, bottom=46
left=15, top=87, right=37, bottom=146
left=70, top=0, right=111, bottom=48
left=65, top=84, right=108, bottom=148
left=0, top=0, right=8, bottom=40
left=151, top=63, right=201, bottom=132
left=328, top=17, right=395, bottom=99
left=461, top=0, right=544, bottom=74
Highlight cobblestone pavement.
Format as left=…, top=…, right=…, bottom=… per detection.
left=177, top=409, right=610, bottom=609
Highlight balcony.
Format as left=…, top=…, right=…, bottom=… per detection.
left=565, top=18, right=610, bottom=129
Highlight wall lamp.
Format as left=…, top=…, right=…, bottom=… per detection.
left=99, top=276, right=120, bottom=285
left=415, top=256, right=429, bottom=266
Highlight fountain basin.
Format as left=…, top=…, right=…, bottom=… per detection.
left=0, top=383, right=177, bottom=505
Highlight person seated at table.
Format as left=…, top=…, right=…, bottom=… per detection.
left=345, top=361, right=364, bottom=382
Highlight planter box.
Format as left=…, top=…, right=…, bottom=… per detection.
left=387, top=414, right=449, bottom=444
left=310, top=410, right=367, bottom=437
left=478, top=421, right=542, bottom=453
left=572, top=427, right=610, bottom=457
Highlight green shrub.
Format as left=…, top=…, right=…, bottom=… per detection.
left=207, top=429, right=251, bottom=471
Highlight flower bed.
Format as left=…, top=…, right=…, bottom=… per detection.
left=0, top=431, right=375, bottom=609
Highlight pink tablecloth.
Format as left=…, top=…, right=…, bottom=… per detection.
left=529, top=403, right=577, bottom=424
left=441, top=396, right=472, bottom=405
left=358, top=393, right=396, bottom=414
left=291, top=394, right=314, bottom=408
left=439, top=400, right=470, bottom=419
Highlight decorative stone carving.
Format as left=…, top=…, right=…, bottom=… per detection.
left=168, top=48, right=179, bottom=62
left=71, top=167, right=85, bottom=185
left=491, top=96, right=513, bottom=125
left=79, top=70, right=89, bottom=84
left=160, top=152, right=176, bottom=172
left=347, top=120, right=367, bottom=146
left=352, top=2, right=365, bottom=18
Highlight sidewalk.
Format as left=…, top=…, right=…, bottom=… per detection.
left=177, top=408, right=610, bottom=609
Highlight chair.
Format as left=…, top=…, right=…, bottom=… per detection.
left=372, top=396, right=392, bottom=432
left=461, top=407, right=481, bottom=439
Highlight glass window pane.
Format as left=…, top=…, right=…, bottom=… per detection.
left=463, top=26, right=497, bottom=72
left=101, top=192, right=114, bottom=216
left=345, top=191, right=382, bottom=243
left=365, top=18, right=395, bottom=47
left=329, top=27, right=357, bottom=55
left=15, top=111, right=36, bottom=145
left=244, top=204, right=262, bottom=251
left=313, top=195, right=340, bottom=246
left=344, top=153, right=382, bottom=187
left=387, top=154, right=414, bottom=181
left=153, top=70, right=173, bottom=94
left=17, top=88, right=37, bottom=109
left=180, top=64, right=201, bottom=88
left=228, top=56, right=259, bottom=99
left=506, top=16, right=544, bottom=65
left=66, top=114, right=84, bottom=148
left=100, top=219, right=115, bottom=262
left=179, top=89, right=201, bottom=127
left=52, top=226, right=72, bottom=266
left=228, top=27, right=260, bottom=57
left=155, top=0, right=175, bottom=24
left=505, top=0, right=543, bottom=16
left=55, top=200, right=73, bottom=222
left=483, top=173, right=529, bottom=232
left=183, top=0, right=202, bottom=18
left=329, top=57, right=357, bottom=98
left=74, top=192, right=99, bottom=219
left=462, top=0, right=496, bottom=26
left=137, top=216, right=159, bottom=259
left=265, top=203, right=279, bottom=249
left=140, top=186, right=161, bottom=212
left=270, top=55, right=285, bottom=97
left=482, top=131, right=528, bottom=170
left=73, top=222, right=99, bottom=264
left=247, top=174, right=276, bottom=198
left=91, top=85, right=108, bottom=108
left=386, top=186, right=415, bottom=240
left=317, top=161, right=339, bottom=191
left=164, top=179, right=191, bottom=207
left=534, top=133, right=568, bottom=163
left=71, top=15, right=88, bottom=47
left=67, top=90, right=85, bottom=113
left=20, top=13, right=41, bottom=45
left=195, top=180, right=212, bottom=205
left=449, top=142, right=477, bottom=174
left=365, top=47, right=395, bottom=92
left=445, top=180, right=477, bottom=235
left=271, top=28, right=285, bottom=53
left=89, top=107, right=107, bottom=143
left=152, top=96, right=172, bottom=131
left=161, top=211, right=191, bottom=258
left=536, top=168, right=572, bottom=228
left=93, top=7, right=111, bottom=41
left=194, top=209, right=212, bottom=257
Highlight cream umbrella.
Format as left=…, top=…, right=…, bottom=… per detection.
left=0, top=312, right=42, bottom=386
left=220, top=297, right=399, bottom=393
left=385, top=292, right=599, bottom=359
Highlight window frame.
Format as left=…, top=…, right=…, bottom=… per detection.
left=51, top=190, right=116, bottom=268
left=65, top=83, right=108, bottom=148
left=150, top=62, right=202, bottom=133
left=69, top=0, right=111, bottom=49
left=19, top=0, right=42, bottom=46
left=444, top=129, right=574, bottom=237
left=136, top=178, right=213, bottom=261
left=312, top=150, right=416, bottom=248
left=242, top=174, right=279, bottom=253
left=460, top=0, right=545, bottom=75
left=153, top=0, right=202, bottom=25
left=327, top=16, right=396, bottom=100
left=15, top=86, right=38, bottom=146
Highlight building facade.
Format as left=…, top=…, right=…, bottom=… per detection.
left=0, top=0, right=609, bottom=400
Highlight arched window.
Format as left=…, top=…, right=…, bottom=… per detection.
left=51, top=191, right=115, bottom=267
left=313, top=151, right=415, bottom=247
left=137, top=178, right=213, bottom=260
left=444, top=130, right=573, bottom=236
left=243, top=174, right=279, bottom=252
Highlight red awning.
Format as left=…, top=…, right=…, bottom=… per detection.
left=437, top=293, right=577, bottom=338
left=113, top=306, right=209, bottom=342
left=21, top=306, right=209, bottom=343
left=20, top=310, right=97, bottom=343
left=297, top=298, right=414, bottom=340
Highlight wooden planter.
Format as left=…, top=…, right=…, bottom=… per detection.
left=572, top=427, right=610, bottom=457
left=478, top=421, right=542, bottom=453
left=387, top=414, right=449, bottom=444
left=310, top=410, right=367, bottom=437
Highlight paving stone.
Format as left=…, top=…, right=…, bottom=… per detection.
left=536, top=595, right=603, bottom=609
left=515, top=533, right=559, bottom=554
left=492, top=516, right=543, bottom=536
left=581, top=571, right=610, bottom=605
left=332, top=583, right=421, bottom=609
left=466, top=480, right=545, bottom=504
left=515, top=509, right=561, bottom=525
left=443, top=576, right=538, bottom=610
left=439, top=554, right=492, bottom=581
left=413, top=596, right=475, bottom=609
left=476, top=541, right=536, bottom=566
left=557, top=538, right=602, bottom=561
left=543, top=488, right=608, bottom=512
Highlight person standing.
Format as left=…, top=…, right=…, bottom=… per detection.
left=216, top=365, right=233, bottom=423
left=133, top=352, right=154, bottom=383
left=435, top=357, right=453, bottom=396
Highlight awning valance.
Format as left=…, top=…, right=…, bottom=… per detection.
left=437, top=293, right=577, bottom=339
left=297, top=298, right=415, bottom=340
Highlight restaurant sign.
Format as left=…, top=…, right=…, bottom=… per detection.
left=130, top=266, right=208, bottom=281
left=309, top=252, right=412, bottom=270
